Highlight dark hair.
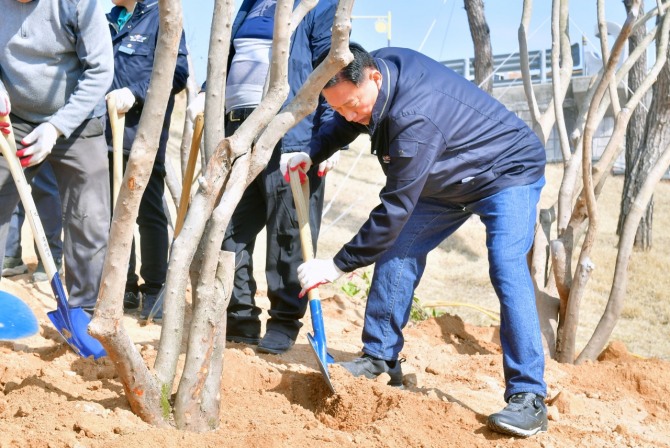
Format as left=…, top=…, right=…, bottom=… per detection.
left=315, top=43, right=377, bottom=88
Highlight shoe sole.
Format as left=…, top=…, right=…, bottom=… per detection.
left=3, top=266, right=28, bottom=277
left=257, top=343, right=293, bottom=354
left=487, top=419, right=547, bottom=437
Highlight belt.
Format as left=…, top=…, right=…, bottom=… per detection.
left=227, top=107, right=256, bottom=122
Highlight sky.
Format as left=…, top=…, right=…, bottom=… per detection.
left=104, top=0, right=631, bottom=85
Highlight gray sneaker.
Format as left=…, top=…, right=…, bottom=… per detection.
left=2, top=257, right=28, bottom=277
left=338, top=354, right=404, bottom=387
left=32, top=260, right=64, bottom=283
left=487, top=392, right=548, bottom=437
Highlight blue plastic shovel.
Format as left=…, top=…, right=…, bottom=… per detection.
left=0, top=117, right=106, bottom=359
left=0, top=290, right=39, bottom=340
left=288, top=169, right=335, bottom=393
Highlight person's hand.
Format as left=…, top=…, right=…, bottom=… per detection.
left=317, top=151, right=340, bottom=177
left=297, top=258, right=344, bottom=297
left=0, top=91, right=10, bottom=117
left=17, top=122, right=61, bottom=167
left=186, top=92, right=205, bottom=126
left=106, top=88, right=135, bottom=114
left=280, top=151, right=312, bottom=184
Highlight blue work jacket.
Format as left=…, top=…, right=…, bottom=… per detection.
left=106, top=1, right=189, bottom=163
left=214, top=0, right=338, bottom=154
left=307, top=47, right=546, bottom=272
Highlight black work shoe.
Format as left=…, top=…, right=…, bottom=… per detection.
left=338, top=354, right=404, bottom=388
left=257, top=330, right=295, bottom=354
left=226, top=334, right=261, bottom=345
left=140, top=293, right=162, bottom=323
left=487, top=392, right=548, bottom=437
left=123, top=291, right=140, bottom=311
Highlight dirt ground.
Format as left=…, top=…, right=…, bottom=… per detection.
left=1, top=138, right=670, bottom=447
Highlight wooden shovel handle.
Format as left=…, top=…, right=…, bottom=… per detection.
left=174, top=112, right=204, bottom=237
left=288, top=168, right=319, bottom=302
left=106, top=96, right=125, bottom=208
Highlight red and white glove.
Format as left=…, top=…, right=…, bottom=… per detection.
left=0, top=91, right=10, bottom=117
left=106, top=87, right=135, bottom=114
left=0, top=91, right=10, bottom=136
left=18, top=122, right=61, bottom=167
left=317, top=151, right=340, bottom=177
left=297, top=258, right=344, bottom=297
left=280, top=151, right=312, bottom=184
left=186, top=92, right=205, bottom=126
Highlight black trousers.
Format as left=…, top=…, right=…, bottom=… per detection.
left=109, top=152, right=169, bottom=296
left=222, top=111, right=324, bottom=340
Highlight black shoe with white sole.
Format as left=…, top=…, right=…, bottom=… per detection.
left=338, top=354, right=404, bottom=388
left=487, top=392, right=548, bottom=437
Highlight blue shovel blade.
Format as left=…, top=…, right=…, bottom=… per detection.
left=46, top=274, right=106, bottom=359
left=0, top=290, right=39, bottom=340
left=47, top=307, right=106, bottom=359
left=307, top=332, right=335, bottom=393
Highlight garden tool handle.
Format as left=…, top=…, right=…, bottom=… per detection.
left=288, top=168, right=319, bottom=302
left=175, top=112, right=204, bottom=237
left=107, top=95, right=125, bottom=208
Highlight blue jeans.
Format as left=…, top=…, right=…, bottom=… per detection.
left=362, top=176, right=547, bottom=400
left=4, top=161, right=63, bottom=262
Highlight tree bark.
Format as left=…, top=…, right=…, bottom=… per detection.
left=555, top=2, right=639, bottom=363
left=464, top=0, right=493, bottom=93
left=88, top=0, right=183, bottom=426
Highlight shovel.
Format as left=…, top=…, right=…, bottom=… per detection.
left=0, top=290, right=39, bottom=340
left=0, top=116, right=106, bottom=358
left=107, top=96, right=125, bottom=207
left=288, top=169, right=335, bottom=393
left=147, top=112, right=204, bottom=322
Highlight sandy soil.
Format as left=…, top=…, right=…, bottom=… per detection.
left=1, top=139, right=670, bottom=447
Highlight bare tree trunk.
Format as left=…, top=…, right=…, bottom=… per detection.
left=464, top=0, right=493, bottom=93
left=619, top=4, right=670, bottom=251
left=155, top=1, right=355, bottom=431
left=555, top=3, right=639, bottom=363
left=88, top=0, right=183, bottom=426
left=578, top=140, right=670, bottom=362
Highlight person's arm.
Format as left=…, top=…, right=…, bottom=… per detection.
left=333, top=115, right=446, bottom=272
left=307, top=113, right=363, bottom=164
left=49, top=0, right=113, bottom=137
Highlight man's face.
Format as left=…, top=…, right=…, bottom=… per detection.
left=322, top=68, right=382, bottom=125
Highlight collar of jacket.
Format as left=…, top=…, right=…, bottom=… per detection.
left=107, top=1, right=153, bottom=34
left=368, top=57, right=397, bottom=136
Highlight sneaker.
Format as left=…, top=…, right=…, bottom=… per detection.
left=2, top=256, right=28, bottom=277
left=487, top=392, right=548, bottom=437
left=140, top=292, right=162, bottom=323
left=338, top=354, right=404, bottom=388
left=32, top=260, right=64, bottom=283
left=123, top=291, right=140, bottom=311
left=257, top=330, right=295, bottom=354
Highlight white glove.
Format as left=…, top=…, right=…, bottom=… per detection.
left=186, top=92, right=205, bottom=126
left=106, top=87, right=135, bottom=114
left=18, top=122, right=61, bottom=167
left=297, top=258, right=344, bottom=297
left=280, top=151, right=312, bottom=183
left=317, top=151, right=340, bottom=177
left=0, top=90, right=10, bottom=116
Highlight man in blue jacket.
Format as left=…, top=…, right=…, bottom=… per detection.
left=186, top=0, right=340, bottom=354
left=284, top=43, right=548, bottom=437
left=105, top=0, right=189, bottom=321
